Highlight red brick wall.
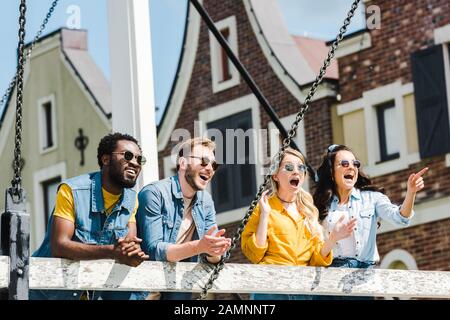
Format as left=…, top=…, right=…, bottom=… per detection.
left=378, top=218, right=450, bottom=271
left=340, top=0, right=450, bottom=103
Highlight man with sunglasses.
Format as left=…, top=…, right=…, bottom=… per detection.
left=31, top=133, right=149, bottom=300
left=136, top=137, right=231, bottom=300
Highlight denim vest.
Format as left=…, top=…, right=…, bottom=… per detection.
left=31, top=171, right=136, bottom=300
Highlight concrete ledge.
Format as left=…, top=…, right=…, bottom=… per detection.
left=1, top=257, right=449, bottom=298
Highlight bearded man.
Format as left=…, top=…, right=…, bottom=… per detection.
left=31, top=133, right=148, bottom=300
left=136, top=137, right=231, bottom=300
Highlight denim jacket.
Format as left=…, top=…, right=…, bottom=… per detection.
left=31, top=171, right=136, bottom=300
left=136, top=175, right=217, bottom=262
left=322, top=188, right=413, bottom=263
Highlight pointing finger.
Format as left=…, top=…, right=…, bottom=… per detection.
left=415, top=167, right=429, bottom=178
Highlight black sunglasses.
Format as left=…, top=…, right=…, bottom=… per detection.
left=338, top=159, right=361, bottom=169
left=112, top=151, right=146, bottom=165
left=282, top=162, right=307, bottom=173
left=188, top=156, right=219, bottom=171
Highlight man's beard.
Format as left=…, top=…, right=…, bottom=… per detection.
left=109, top=159, right=137, bottom=189
left=185, top=164, right=201, bottom=191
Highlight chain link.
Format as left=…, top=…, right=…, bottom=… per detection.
left=0, top=0, right=59, bottom=108
left=11, top=0, right=27, bottom=196
left=199, top=0, right=361, bottom=299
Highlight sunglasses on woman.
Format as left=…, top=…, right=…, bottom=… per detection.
left=111, top=151, right=146, bottom=165
left=188, top=156, right=219, bottom=171
left=338, top=159, right=361, bottom=169
left=283, top=162, right=307, bottom=173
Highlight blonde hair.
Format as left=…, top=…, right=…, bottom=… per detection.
left=176, top=137, right=216, bottom=171
left=269, top=148, right=324, bottom=240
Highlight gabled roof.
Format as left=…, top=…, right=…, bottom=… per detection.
left=292, top=35, right=339, bottom=80
left=0, top=28, right=111, bottom=132
left=157, top=0, right=339, bottom=151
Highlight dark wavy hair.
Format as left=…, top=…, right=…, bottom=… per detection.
left=313, top=144, right=383, bottom=221
left=97, top=132, right=140, bottom=168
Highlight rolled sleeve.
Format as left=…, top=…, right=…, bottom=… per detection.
left=241, top=206, right=269, bottom=264
left=375, top=193, right=413, bottom=227
left=310, top=240, right=333, bottom=267
left=155, top=242, right=171, bottom=261
left=203, top=192, right=217, bottom=236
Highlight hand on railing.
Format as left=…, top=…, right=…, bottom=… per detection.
left=113, top=237, right=149, bottom=267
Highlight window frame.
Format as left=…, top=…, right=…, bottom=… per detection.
left=434, top=24, right=450, bottom=167
left=38, top=94, right=57, bottom=154
left=198, top=94, right=262, bottom=225
left=209, top=15, right=240, bottom=93
left=375, top=100, right=400, bottom=163
left=32, top=162, right=66, bottom=251
left=207, top=109, right=256, bottom=213
left=337, top=81, right=419, bottom=177
left=42, top=176, right=62, bottom=230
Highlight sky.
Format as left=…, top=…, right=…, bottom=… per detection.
left=0, top=0, right=365, bottom=124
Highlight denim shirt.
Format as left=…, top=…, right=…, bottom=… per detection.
left=31, top=171, right=136, bottom=300
left=136, top=175, right=217, bottom=262
left=322, top=188, right=413, bottom=263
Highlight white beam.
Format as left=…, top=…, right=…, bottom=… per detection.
left=107, top=0, right=159, bottom=186
left=0, top=257, right=447, bottom=298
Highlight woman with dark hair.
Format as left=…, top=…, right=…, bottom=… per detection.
left=313, top=144, right=427, bottom=299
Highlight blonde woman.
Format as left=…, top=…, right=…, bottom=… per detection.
left=241, top=148, right=355, bottom=300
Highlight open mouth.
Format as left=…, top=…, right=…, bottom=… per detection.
left=289, top=178, right=300, bottom=187
left=344, top=173, right=354, bottom=181
left=199, top=174, right=209, bottom=182
left=125, top=168, right=137, bottom=176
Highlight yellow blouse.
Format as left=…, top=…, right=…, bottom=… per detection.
left=241, top=195, right=332, bottom=267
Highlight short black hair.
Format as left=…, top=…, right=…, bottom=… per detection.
left=97, top=132, right=141, bottom=168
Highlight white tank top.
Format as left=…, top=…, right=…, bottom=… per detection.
left=323, top=203, right=357, bottom=258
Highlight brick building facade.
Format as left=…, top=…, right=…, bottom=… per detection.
left=157, top=0, right=450, bottom=298
left=336, top=0, right=450, bottom=274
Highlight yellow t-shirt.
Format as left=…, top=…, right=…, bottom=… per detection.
left=241, top=195, right=332, bottom=267
left=53, top=183, right=137, bottom=223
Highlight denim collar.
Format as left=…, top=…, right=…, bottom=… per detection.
left=331, top=187, right=361, bottom=207
left=171, top=174, right=203, bottom=206
left=90, top=171, right=135, bottom=214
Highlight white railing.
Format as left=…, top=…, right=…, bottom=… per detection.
left=0, top=256, right=449, bottom=298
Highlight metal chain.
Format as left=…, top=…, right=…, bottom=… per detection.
left=0, top=0, right=59, bottom=108
left=11, top=0, right=27, bottom=197
left=199, top=0, right=361, bottom=299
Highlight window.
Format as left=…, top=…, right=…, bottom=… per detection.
left=411, top=44, right=450, bottom=158
left=32, top=162, right=66, bottom=251
left=337, top=81, right=420, bottom=177
left=380, top=249, right=418, bottom=300
left=42, top=102, right=53, bottom=148
left=209, top=16, right=240, bottom=93
left=433, top=24, right=450, bottom=167
left=219, top=28, right=232, bottom=82
left=38, top=95, right=57, bottom=153
left=376, top=101, right=400, bottom=162
left=207, top=110, right=256, bottom=213
left=42, top=177, right=61, bottom=229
